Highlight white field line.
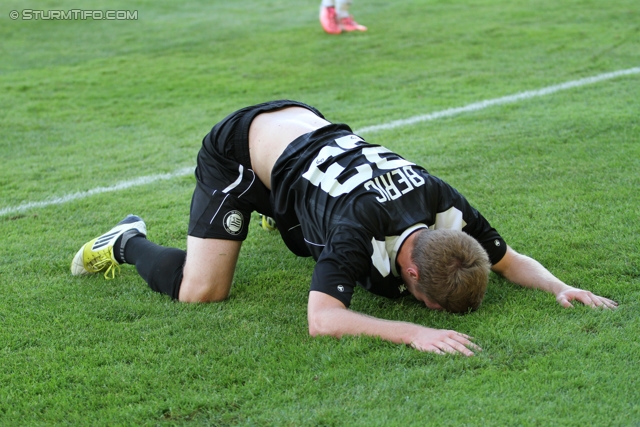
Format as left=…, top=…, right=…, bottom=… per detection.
left=2, top=67, right=639, bottom=217
left=0, top=167, right=194, bottom=217
left=356, top=67, right=640, bottom=134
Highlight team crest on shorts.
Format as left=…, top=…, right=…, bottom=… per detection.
left=223, top=210, right=244, bottom=235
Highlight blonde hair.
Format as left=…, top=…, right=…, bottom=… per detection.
left=411, top=229, right=490, bottom=313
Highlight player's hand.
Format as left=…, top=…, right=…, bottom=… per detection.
left=556, top=287, right=618, bottom=309
left=410, top=328, right=481, bottom=356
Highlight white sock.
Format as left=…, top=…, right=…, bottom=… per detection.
left=321, top=0, right=335, bottom=8
left=335, top=0, right=352, bottom=19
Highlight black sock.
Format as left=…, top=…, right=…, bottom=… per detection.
left=114, top=231, right=143, bottom=264
left=121, top=236, right=186, bottom=300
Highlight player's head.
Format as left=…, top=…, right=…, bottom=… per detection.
left=411, top=229, right=490, bottom=313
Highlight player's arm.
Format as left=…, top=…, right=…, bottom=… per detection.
left=491, top=245, right=617, bottom=309
left=179, top=236, right=242, bottom=302
left=307, top=290, right=480, bottom=356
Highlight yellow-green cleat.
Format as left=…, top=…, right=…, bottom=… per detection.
left=71, top=215, right=146, bottom=279
left=259, top=214, right=277, bottom=231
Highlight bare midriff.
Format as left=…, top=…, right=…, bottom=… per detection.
left=248, top=107, right=331, bottom=189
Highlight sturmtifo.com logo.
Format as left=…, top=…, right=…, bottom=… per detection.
left=223, top=211, right=244, bottom=236
left=9, top=9, right=138, bottom=20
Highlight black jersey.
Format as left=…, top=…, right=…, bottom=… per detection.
left=271, top=123, right=507, bottom=307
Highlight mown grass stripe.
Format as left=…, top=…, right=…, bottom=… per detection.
left=2, top=67, right=638, bottom=217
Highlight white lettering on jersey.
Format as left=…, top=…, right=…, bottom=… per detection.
left=364, top=180, right=386, bottom=202
left=302, top=135, right=413, bottom=197
left=377, top=173, right=401, bottom=200
left=402, top=166, right=425, bottom=187
left=363, top=166, right=426, bottom=203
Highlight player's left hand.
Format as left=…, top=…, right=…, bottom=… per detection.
left=556, top=287, right=618, bottom=309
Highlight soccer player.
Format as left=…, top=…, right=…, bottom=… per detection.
left=319, top=0, right=367, bottom=34
left=71, top=100, right=617, bottom=356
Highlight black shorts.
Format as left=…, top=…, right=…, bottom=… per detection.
left=188, top=100, right=324, bottom=240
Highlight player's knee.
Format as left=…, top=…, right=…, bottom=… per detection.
left=178, top=278, right=230, bottom=303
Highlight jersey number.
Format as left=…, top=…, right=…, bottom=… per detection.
left=302, top=135, right=413, bottom=197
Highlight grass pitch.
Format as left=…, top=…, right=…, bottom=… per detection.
left=1, top=0, right=639, bottom=425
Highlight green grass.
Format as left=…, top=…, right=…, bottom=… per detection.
left=1, top=0, right=639, bottom=425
